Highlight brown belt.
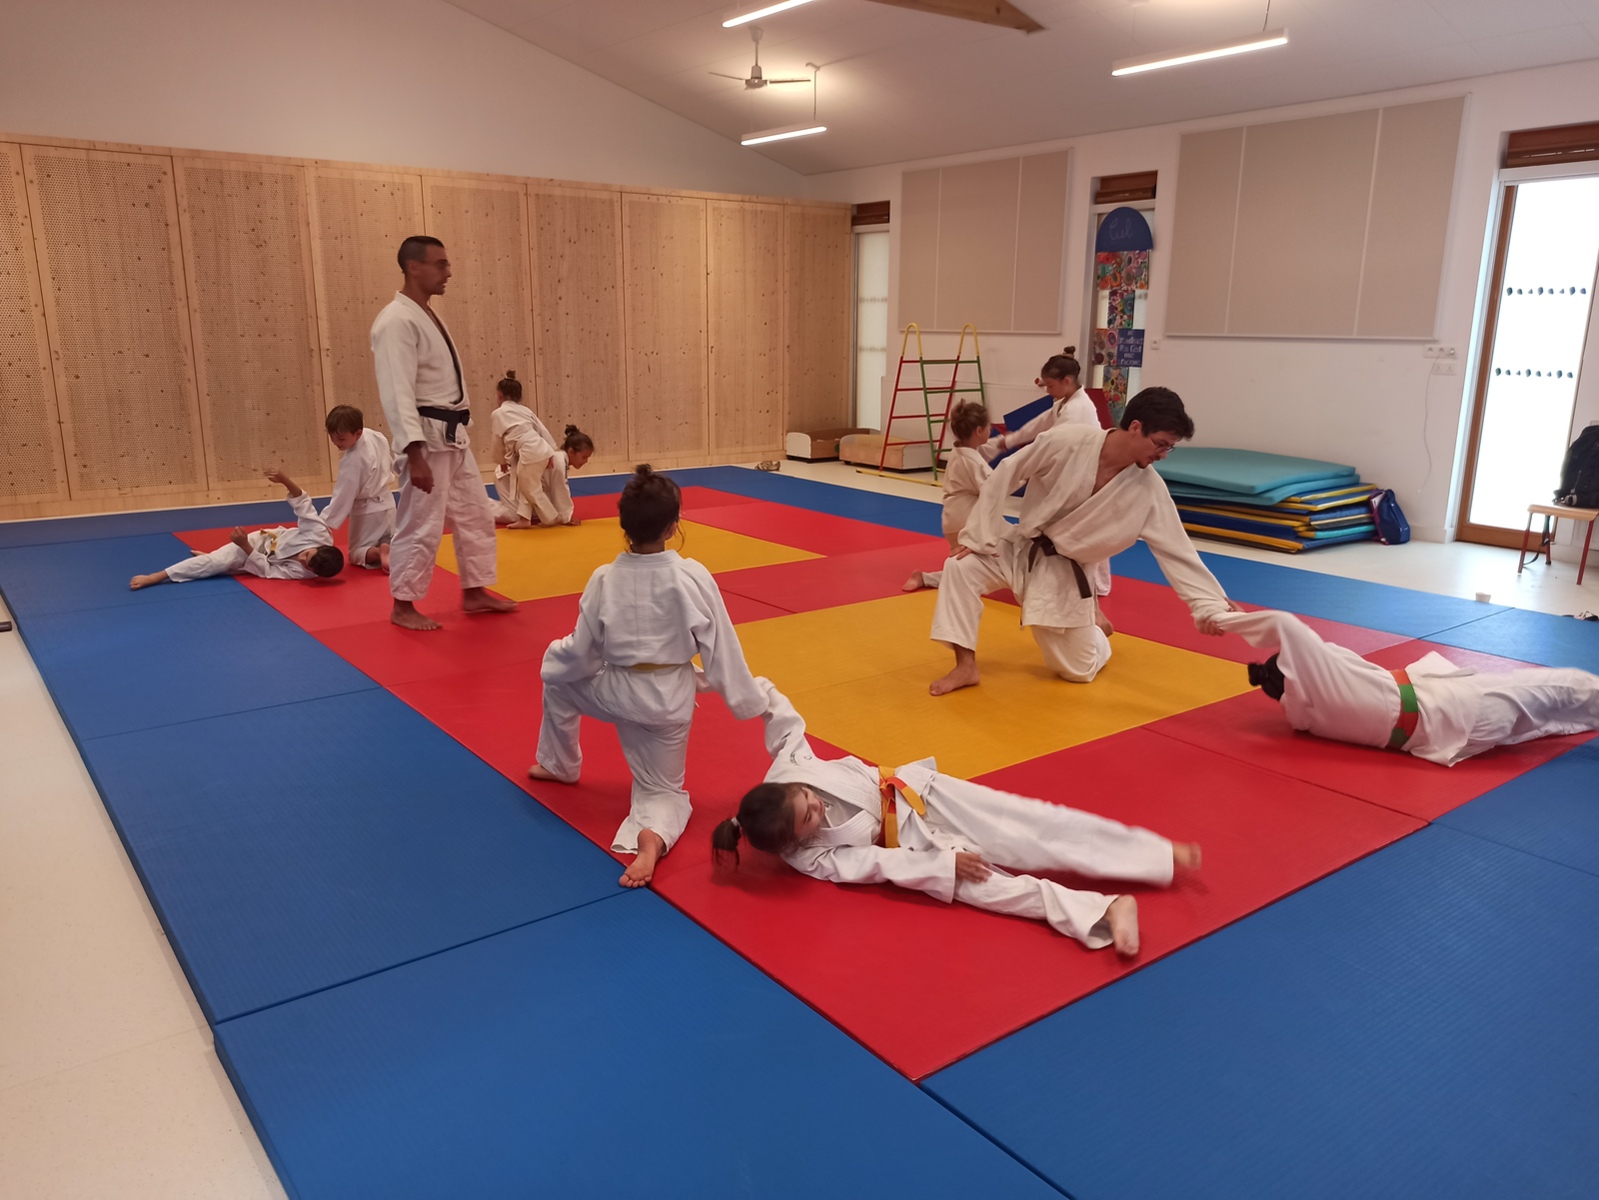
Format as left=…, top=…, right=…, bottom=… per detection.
left=1027, top=535, right=1092, bottom=598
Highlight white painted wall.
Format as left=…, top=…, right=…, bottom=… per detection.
left=808, top=57, right=1599, bottom=544
left=0, top=0, right=808, bottom=198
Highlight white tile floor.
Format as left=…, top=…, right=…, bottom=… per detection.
left=1, top=462, right=1593, bottom=1196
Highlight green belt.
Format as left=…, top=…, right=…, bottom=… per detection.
left=1387, top=670, right=1419, bottom=749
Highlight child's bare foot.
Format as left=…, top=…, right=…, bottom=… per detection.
left=929, top=657, right=980, bottom=696
left=903, top=572, right=927, bottom=592
left=506, top=518, right=533, bottom=529
left=128, top=572, right=168, bottom=590
left=391, top=600, right=442, bottom=631
left=526, top=763, right=572, bottom=783
left=1105, top=895, right=1139, bottom=957
left=1172, top=842, right=1202, bottom=872
left=620, top=829, right=666, bottom=888
left=378, top=543, right=391, bottom=574
left=461, top=587, right=516, bottom=614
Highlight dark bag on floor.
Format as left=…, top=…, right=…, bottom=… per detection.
left=1555, top=425, right=1599, bottom=508
left=1369, top=488, right=1411, bottom=545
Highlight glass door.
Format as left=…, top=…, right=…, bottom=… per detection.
left=852, top=229, right=889, bottom=430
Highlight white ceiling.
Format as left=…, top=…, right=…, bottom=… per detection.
left=445, top=0, right=1599, bottom=174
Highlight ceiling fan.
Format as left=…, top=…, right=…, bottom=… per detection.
left=710, top=26, right=813, bottom=89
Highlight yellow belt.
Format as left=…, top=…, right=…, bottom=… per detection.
left=616, top=662, right=690, bottom=672
left=878, top=765, right=927, bottom=849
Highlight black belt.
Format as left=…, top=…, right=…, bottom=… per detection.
left=418, top=406, right=471, bottom=445
left=1027, top=535, right=1092, bottom=599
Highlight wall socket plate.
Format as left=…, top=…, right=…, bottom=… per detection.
left=1423, top=345, right=1458, bottom=359
left=1431, top=360, right=1459, bottom=376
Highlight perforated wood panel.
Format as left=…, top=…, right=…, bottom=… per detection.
left=24, top=147, right=204, bottom=495
left=530, top=187, right=627, bottom=456
left=425, top=178, right=533, bottom=467
left=622, top=193, right=706, bottom=459
left=0, top=143, right=67, bottom=502
left=309, top=170, right=423, bottom=442
left=708, top=201, right=784, bottom=455
left=784, top=205, right=851, bottom=432
left=176, top=159, right=326, bottom=486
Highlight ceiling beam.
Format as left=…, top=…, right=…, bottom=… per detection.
left=862, top=0, right=1044, bottom=34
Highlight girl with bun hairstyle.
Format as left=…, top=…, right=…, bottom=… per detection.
left=489, top=369, right=557, bottom=529
left=981, top=347, right=1100, bottom=464
left=538, top=425, right=595, bottom=527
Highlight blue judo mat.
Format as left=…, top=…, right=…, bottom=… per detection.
left=0, top=534, right=232, bottom=617
left=1439, top=742, right=1599, bottom=879
left=1426, top=605, right=1599, bottom=672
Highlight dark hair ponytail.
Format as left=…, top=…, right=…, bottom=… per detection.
left=618, top=464, right=681, bottom=546
left=497, top=369, right=523, bottom=401
left=563, top=424, right=594, bottom=454
left=712, top=782, right=799, bottom=866
left=711, top=818, right=743, bottom=865
left=1041, top=345, right=1081, bottom=382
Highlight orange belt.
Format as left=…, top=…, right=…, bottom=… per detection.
left=1388, top=669, right=1420, bottom=749
left=878, top=765, right=927, bottom=849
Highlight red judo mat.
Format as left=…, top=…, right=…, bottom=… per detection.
left=176, top=493, right=1588, bottom=1078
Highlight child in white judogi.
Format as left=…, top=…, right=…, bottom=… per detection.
left=1224, top=608, right=1599, bottom=766
left=129, top=469, right=343, bottom=589
left=321, top=405, right=395, bottom=571
left=489, top=370, right=559, bottom=529
left=904, top=400, right=992, bottom=592
left=981, top=346, right=1100, bottom=462
left=712, top=678, right=1199, bottom=956
left=538, top=425, right=596, bottom=527
left=529, top=466, right=765, bottom=888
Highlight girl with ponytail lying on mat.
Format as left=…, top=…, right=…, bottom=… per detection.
left=712, top=678, right=1200, bottom=957
left=530, top=466, right=766, bottom=888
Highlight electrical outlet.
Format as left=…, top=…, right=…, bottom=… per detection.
left=1423, top=346, right=1458, bottom=359
left=1431, top=360, right=1458, bottom=376
left=1148, top=337, right=1161, bottom=352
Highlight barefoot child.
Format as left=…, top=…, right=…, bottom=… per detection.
left=904, top=400, right=992, bottom=591
left=489, top=370, right=559, bottom=529
left=130, top=469, right=344, bottom=589
left=713, top=679, right=1198, bottom=956
left=538, top=425, right=596, bottom=527
left=321, top=405, right=396, bottom=571
left=529, top=466, right=766, bottom=888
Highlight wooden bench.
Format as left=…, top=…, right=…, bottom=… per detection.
left=1519, top=503, right=1599, bottom=585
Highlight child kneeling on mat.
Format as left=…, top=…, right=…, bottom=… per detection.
left=530, top=465, right=766, bottom=888
left=712, top=679, right=1199, bottom=957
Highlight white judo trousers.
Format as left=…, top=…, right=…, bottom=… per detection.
left=166, top=540, right=259, bottom=582
left=388, top=448, right=499, bottom=602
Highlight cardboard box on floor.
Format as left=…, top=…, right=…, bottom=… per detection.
left=786, top=428, right=872, bottom=461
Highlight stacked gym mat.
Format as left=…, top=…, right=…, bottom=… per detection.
left=1156, top=447, right=1379, bottom=552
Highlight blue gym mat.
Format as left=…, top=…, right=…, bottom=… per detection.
left=1438, top=742, right=1599, bottom=879
left=1425, top=605, right=1599, bottom=672
left=926, top=825, right=1599, bottom=1200
left=14, top=588, right=377, bottom=741
left=80, top=688, right=623, bottom=1022
left=0, top=534, right=230, bottom=617
left=0, top=500, right=296, bottom=549
left=215, top=891, right=1062, bottom=1200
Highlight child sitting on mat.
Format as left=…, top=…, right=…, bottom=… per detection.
left=129, top=469, right=343, bottom=589
left=321, top=404, right=396, bottom=571
left=904, top=400, right=992, bottom=592
left=712, top=679, right=1199, bottom=956
left=529, top=465, right=765, bottom=888
left=539, top=425, right=595, bottom=527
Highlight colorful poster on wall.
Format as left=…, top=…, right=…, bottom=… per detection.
left=1091, top=206, right=1154, bottom=426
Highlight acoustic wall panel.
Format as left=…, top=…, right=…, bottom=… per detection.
left=529, top=187, right=627, bottom=457
left=309, top=169, right=423, bottom=442
left=0, top=143, right=67, bottom=503
left=897, top=168, right=940, bottom=333
left=933, top=158, right=1020, bottom=332
left=1165, top=128, right=1244, bottom=337
left=24, top=147, right=205, bottom=496
left=175, top=159, right=326, bottom=486
left=425, top=179, right=534, bottom=467
left=708, top=200, right=784, bottom=455
left=1357, top=97, right=1467, bottom=339
left=785, top=205, right=852, bottom=432
left=1013, top=151, right=1071, bottom=333
left=623, top=193, right=707, bottom=458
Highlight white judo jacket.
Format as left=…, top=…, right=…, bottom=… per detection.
left=321, top=428, right=396, bottom=531
left=370, top=292, right=471, bottom=453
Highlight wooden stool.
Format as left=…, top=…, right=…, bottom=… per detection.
left=1520, top=503, right=1599, bottom=585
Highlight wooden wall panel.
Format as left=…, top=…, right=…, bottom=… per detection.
left=530, top=187, right=627, bottom=459
left=0, top=143, right=67, bottom=503
left=23, top=146, right=205, bottom=496
left=708, top=200, right=784, bottom=455
left=424, top=178, right=533, bottom=467
left=308, top=169, right=423, bottom=443
left=176, top=158, right=326, bottom=486
left=622, top=193, right=707, bottom=459
left=784, top=205, right=851, bottom=431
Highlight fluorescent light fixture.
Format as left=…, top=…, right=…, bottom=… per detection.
left=1112, top=28, right=1287, bottom=76
left=741, top=123, right=827, bottom=146
left=723, top=0, right=816, bottom=28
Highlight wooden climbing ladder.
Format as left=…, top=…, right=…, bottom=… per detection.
left=865, top=323, right=987, bottom=483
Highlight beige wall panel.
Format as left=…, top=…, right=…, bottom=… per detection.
left=784, top=205, right=851, bottom=431
left=708, top=200, right=784, bottom=455
left=933, top=157, right=1020, bottom=331
left=308, top=169, right=423, bottom=443
left=622, top=193, right=707, bottom=459
left=0, top=143, right=68, bottom=503
left=175, top=159, right=326, bottom=487
left=23, top=146, right=205, bottom=496
left=1356, top=97, right=1466, bottom=339
left=530, top=187, right=627, bottom=456
left=1012, top=150, right=1070, bottom=334
left=425, top=178, right=534, bottom=467
left=1229, top=111, right=1379, bottom=336
left=1166, top=128, right=1245, bottom=336
left=897, top=167, right=941, bottom=331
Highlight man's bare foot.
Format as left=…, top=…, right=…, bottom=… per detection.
left=1172, top=842, right=1202, bottom=872
left=461, top=588, right=516, bottom=614
left=378, top=543, right=391, bottom=574
left=391, top=600, right=442, bottom=631
left=526, top=763, right=572, bottom=783
left=1105, top=895, right=1139, bottom=957
left=506, top=518, right=533, bottom=530
left=620, top=829, right=666, bottom=888
left=129, top=572, right=168, bottom=590
left=1096, top=612, right=1115, bottom=638
left=930, top=649, right=980, bottom=696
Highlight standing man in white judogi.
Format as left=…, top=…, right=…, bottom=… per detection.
left=371, top=235, right=515, bottom=630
